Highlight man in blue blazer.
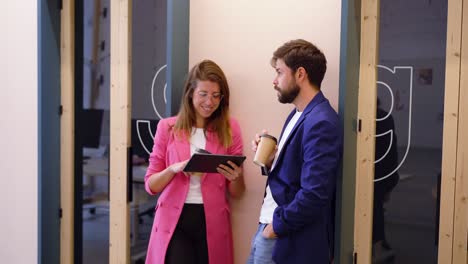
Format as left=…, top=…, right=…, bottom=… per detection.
left=247, top=39, right=342, bottom=264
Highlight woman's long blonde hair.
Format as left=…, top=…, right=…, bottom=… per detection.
left=173, top=60, right=232, bottom=148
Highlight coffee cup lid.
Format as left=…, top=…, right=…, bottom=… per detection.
left=260, top=134, right=277, bottom=143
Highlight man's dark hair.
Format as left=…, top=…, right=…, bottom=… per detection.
left=271, top=39, right=327, bottom=88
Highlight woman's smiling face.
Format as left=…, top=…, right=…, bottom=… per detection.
left=191, top=80, right=223, bottom=127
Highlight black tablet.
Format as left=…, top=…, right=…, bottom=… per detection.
left=183, top=153, right=246, bottom=173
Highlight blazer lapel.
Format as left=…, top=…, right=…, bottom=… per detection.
left=270, top=113, right=306, bottom=174
left=173, top=132, right=191, bottom=162
left=271, top=91, right=326, bottom=173
left=205, top=129, right=221, bottom=155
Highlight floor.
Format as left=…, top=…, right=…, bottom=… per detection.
left=83, top=205, right=153, bottom=264
left=380, top=147, right=441, bottom=264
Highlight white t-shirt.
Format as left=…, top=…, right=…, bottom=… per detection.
left=259, top=110, right=303, bottom=224
left=184, top=128, right=206, bottom=204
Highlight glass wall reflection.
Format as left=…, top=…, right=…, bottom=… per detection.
left=372, top=1, right=448, bottom=263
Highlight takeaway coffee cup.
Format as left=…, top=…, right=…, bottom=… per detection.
left=253, top=134, right=278, bottom=167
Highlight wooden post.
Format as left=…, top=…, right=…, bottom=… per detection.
left=60, top=0, right=75, bottom=263
left=452, top=0, right=467, bottom=262
left=438, top=0, right=464, bottom=263
left=354, top=0, right=379, bottom=263
left=110, top=0, right=132, bottom=263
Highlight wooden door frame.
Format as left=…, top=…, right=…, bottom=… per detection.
left=60, top=0, right=75, bottom=263
left=442, top=0, right=467, bottom=262
left=354, top=0, right=467, bottom=263
left=109, top=0, right=132, bottom=263
left=455, top=2, right=467, bottom=262
left=353, top=0, right=379, bottom=263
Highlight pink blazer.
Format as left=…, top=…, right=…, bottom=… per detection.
left=144, top=116, right=243, bottom=264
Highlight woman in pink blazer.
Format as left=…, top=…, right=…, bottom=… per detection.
left=144, top=60, right=245, bottom=264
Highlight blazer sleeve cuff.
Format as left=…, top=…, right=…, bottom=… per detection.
left=272, top=207, right=289, bottom=236
left=144, top=180, right=158, bottom=196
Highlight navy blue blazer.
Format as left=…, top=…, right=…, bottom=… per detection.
left=269, top=91, right=342, bottom=263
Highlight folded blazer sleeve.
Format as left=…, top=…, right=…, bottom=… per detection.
left=144, top=119, right=170, bottom=195
left=273, top=118, right=341, bottom=236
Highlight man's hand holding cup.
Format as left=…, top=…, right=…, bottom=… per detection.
left=252, top=130, right=278, bottom=169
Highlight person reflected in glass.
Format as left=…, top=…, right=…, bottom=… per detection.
left=144, top=60, right=245, bottom=264
left=373, top=98, right=400, bottom=263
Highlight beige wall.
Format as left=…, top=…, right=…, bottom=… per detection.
left=189, top=1, right=341, bottom=262
left=0, top=1, right=38, bottom=263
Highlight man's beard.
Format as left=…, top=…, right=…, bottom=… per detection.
left=275, top=83, right=300, bottom=104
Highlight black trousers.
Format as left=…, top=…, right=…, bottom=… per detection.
left=165, top=204, right=209, bottom=264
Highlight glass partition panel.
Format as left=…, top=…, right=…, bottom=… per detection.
left=372, top=1, right=448, bottom=263
left=130, top=1, right=167, bottom=262
left=80, top=0, right=110, bottom=263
